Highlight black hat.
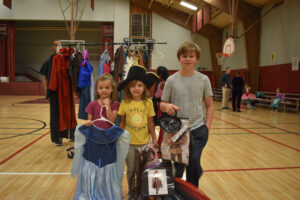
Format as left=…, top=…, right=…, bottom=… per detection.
left=117, top=65, right=159, bottom=91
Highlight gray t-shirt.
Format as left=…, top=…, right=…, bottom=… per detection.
left=161, top=71, right=213, bottom=130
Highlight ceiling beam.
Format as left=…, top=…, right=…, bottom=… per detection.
left=203, top=0, right=260, bottom=22
left=132, top=0, right=223, bottom=87
left=132, top=0, right=191, bottom=29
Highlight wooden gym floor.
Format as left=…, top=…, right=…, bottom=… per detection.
left=0, top=95, right=299, bottom=199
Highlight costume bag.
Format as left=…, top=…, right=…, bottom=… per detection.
left=141, top=166, right=175, bottom=197
left=159, top=113, right=190, bottom=165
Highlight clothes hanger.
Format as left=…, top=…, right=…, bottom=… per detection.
left=56, top=43, right=62, bottom=53
left=92, top=105, right=115, bottom=126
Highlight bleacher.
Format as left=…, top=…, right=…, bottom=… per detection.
left=212, top=88, right=300, bottom=112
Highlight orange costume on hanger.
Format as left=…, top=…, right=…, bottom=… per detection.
left=49, top=47, right=77, bottom=131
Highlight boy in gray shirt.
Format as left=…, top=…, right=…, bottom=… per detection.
left=160, top=41, right=214, bottom=187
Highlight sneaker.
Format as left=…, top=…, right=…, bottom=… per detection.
left=237, top=110, right=241, bottom=112
left=55, top=138, right=62, bottom=146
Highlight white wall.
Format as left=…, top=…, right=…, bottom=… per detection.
left=152, top=13, right=211, bottom=70
left=0, top=0, right=115, bottom=21
left=221, top=22, right=247, bottom=70
left=113, top=0, right=130, bottom=48
left=260, top=0, right=300, bottom=66
left=2, top=0, right=211, bottom=74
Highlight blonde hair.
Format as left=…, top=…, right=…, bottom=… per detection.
left=123, top=80, right=150, bottom=103
left=95, top=73, right=117, bottom=101
left=177, top=41, right=201, bottom=60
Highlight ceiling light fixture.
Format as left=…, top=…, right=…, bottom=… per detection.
left=180, top=1, right=198, bottom=11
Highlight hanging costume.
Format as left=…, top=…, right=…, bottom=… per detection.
left=77, top=50, right=93, bottom=120
left=71, top=52, right=83, bottom=97
left=40, top=53, right=70, bottom=142
left=98, top=49, right=111, bottom=75
left=113, top=46, right=125, bottom=82
left=49, top=47, right=77, bottom=132
left=71, top=125, right=130, bottom=200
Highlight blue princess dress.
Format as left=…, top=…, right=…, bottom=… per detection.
left=71, top=125, right=130, bottom=200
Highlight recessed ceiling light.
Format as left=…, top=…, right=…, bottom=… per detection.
left=180, top=1, right=198, bottom=11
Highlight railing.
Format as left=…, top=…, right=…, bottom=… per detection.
left=16, top=64, right=42, bottom=81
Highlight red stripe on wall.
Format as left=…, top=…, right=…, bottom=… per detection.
left=260, top=63, right=300, bottom=93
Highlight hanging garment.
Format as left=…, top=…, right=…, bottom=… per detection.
left=40, top=54, right=69, bottom=142
left=143, top=50, right=150, bottom=71
left=78, top=87, right=90, bottom=120
left=77, top=51, right=93, bottom=120
left=113, top=46, right=125, bottom=81
left=49, top=48, right=77, bottom=131
left=98, top=49, right=111, bottom=75
left=123, top=55, right=135, bottom=80
left=90, top=75, right=95, bottom=101
left=78, top=51, right=93, bottom=88
left=71, top=52, right=83, bottom=97
left=71, top=125, right=130, bottom=200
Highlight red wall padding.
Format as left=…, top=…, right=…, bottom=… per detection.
left=0, top=82, right=45, bottom=95
left=259, top=63, right=300, bottom=93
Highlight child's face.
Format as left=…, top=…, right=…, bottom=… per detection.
left=97, top=80, right=113, bottom=99
left=179, top=51, right=198, bottom=70
left=129, top=80, right=145, bottom=100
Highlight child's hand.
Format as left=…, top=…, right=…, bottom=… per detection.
left=84, top=120, right=92, bottom=126
left=166, top=103, right=180, bottom=115
left=102, top=98, right=110, bottom=106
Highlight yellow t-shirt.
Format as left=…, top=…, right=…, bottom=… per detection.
left=118, top=98, right=155, bottom=145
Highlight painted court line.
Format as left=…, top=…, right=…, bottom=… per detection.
left=0, top=172, right=128, bottom=175
left=214, top=116, right=300, bottom=152
left=0, top=131, right=50, bottom=165
left=0, top=172, right=71, bottom=175
left=206, top=166, right=300, bottom=172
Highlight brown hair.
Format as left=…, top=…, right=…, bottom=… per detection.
left=177, top=41, right=201, bottom=60
left=95, top=73, right=117, bottom=101
left=123, top=80, right=150, bottom=103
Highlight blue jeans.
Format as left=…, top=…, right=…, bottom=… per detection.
left=78, top=86, right=90, bottom=120
left=174, top=125, right=209, bottom=187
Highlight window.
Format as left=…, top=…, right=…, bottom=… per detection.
left=131, top=13, right=151, bottom=37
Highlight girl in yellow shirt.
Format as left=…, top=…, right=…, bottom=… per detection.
left=117, top=65, right=158, bottom=199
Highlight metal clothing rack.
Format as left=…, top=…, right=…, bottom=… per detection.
left=64, top=40, right=166, bottom=144
left=65, top=40, right=167, bottom=158
left=64, top=41, right=167, bottom=56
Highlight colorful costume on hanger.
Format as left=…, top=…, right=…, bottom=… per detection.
left=98, top=49, right=111, bottom=75
left=49, top=47, right=77, bottom=131
left=40, top=53, right=70, bottom=142
left=77, top=50, right=93, bottom=120
left=71, top=125, right=130, bottom=200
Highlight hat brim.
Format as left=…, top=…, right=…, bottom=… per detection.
left=117, top=65, right=159, bottom=91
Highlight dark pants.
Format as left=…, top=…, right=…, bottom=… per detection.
left=174, top=125, right=209, bottom=187
left=232, top=90, right=242, bottom=111
left=78, top=86, right=90, bottom=120
left=49, top=92, right=74, bottom=142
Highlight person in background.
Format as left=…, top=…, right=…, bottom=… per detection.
left=40, top=40, right=67, bottom=146
left=153, top=66, right=169, bottom=146
left=220, top=67, right=231, bottom=109
left=231, top=70, right=244, bottom=112
left=270, top=88, right=284, bottom=112
left=160, top=41, right=214, bottom=187
left=244, top=82, right=251, bottom=108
